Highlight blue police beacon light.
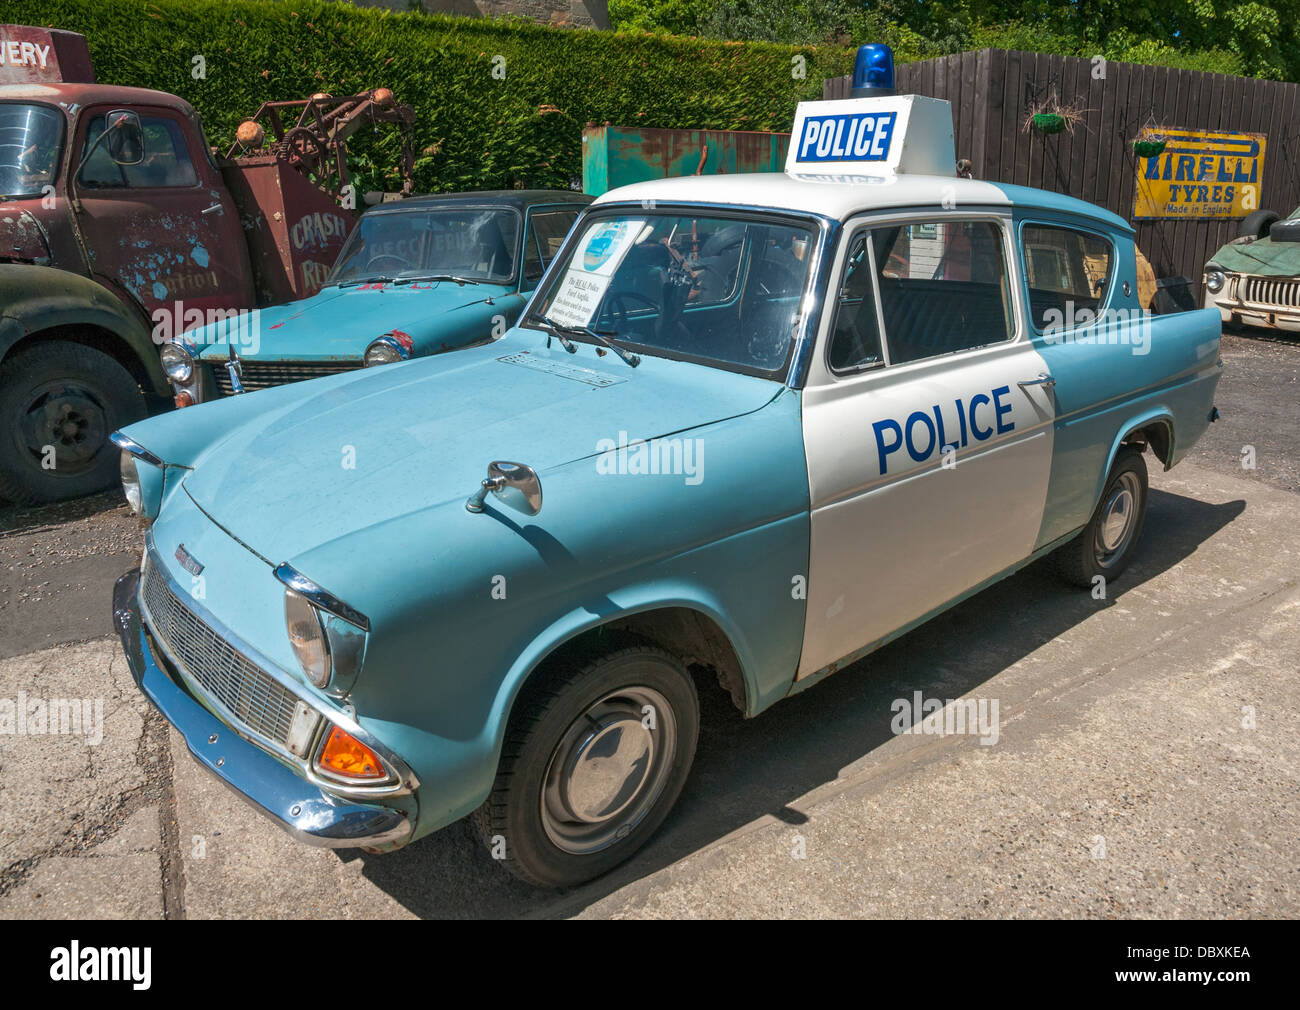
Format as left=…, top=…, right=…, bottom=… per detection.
left=851, top=43, right=895, bottom=98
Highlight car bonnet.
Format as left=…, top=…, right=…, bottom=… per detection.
left=180, top=331, right=784, bottom=561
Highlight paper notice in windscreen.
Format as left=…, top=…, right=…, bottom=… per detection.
left=546, top=219, right=645, bottom=327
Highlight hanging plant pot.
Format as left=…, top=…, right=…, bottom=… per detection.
left=1133, top=138, right=1166, bottom=158
left=1032, top=112, right=1066, bottom=135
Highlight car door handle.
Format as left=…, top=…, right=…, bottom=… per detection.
left=1018, top=373, right=1056, bottom=389
left=201, top=203, right=223, bottom=215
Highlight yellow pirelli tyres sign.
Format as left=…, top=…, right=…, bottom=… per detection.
left=1133, top=128, right=1266, bottom=220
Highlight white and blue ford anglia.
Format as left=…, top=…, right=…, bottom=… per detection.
left=110, top=48, right=1223, bottom=886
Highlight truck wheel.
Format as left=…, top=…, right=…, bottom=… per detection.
left=1054, top=446, right=1148, bottom=589
left=0, top=342, right=146, bottom=505
left=473, top=642, right=700, bottom=888
left=1240, top=209, right=1279, bottom=240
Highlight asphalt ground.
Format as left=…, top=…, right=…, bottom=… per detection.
left=0, top=328, right=1296, bottom=918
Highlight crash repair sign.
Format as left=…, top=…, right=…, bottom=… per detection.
left=1133, top=128, right=1266, bottom=220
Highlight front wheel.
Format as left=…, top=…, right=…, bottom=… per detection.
left=0, top=342, right=147, bottom=505
left=473, top=641, right=700, bottom=887
left=1054, top=446, right=1149, bottom=588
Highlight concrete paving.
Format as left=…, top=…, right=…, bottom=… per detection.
left=0, top=459, right=1295, bottom=918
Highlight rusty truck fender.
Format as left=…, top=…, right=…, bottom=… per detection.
left=0, top=263, right=169, bottom=396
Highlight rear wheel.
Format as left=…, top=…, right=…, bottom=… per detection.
left=0, top=342, right=146, bottom=504
left=1054, top=446, right=1148, bottom=588
left=473, top=641, right=700, bottom=887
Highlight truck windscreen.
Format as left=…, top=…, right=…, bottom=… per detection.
left=0, top=104, right=64, bottom=199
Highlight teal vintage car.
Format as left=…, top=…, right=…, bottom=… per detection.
left=158, top=190, right=589, bottom=404
left=111, top=48, right=1223, bottom=887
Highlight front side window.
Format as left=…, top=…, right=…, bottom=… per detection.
left=1022, top=223, right=1113, bottom=331
left=0, top=103, right=65, bottom=198
left=827, top=232, right=885, bottom=372
left=525, top=211, right=817, bottom=377
left=79, top=114, right=197, bottom=189
left=330, top=208, right=521, bottom=284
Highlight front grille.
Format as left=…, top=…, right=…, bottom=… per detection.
left=141, top=557, right=304, bottom=751
left=211, top=359, right=360, bottom=396
left=1242, top=276, right=1300, bottom=309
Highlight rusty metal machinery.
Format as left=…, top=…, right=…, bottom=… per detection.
left=226, top=88, right=415, bottom=199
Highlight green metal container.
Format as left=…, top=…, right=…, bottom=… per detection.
left=582, top=125, right=791, bottom=197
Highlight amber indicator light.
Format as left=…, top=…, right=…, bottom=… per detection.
left=317, top=726, right=387, bottom=780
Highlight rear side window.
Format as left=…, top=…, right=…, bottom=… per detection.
left=1022, top=224, right=1113, bottom=331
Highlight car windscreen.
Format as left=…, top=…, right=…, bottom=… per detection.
left=330, top=207, right=521, bottom=284
left=0, top=104, right=64, bottom=199
left=523, top=210, right=818, bottom=377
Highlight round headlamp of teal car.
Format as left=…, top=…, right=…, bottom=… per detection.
left=276, top=565, right=370, bottom=694
left=160, top=341, right=194, bottom=384
left=364, top=333, right=413, bottom=367
left=110, top=433, right=164, bottom=519
left=285, top=588, right=330, bottom=688
left=120, top=450, right=142, bottom=513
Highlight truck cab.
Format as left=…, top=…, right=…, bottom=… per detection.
left=0, top=27, right=256, bottom=503
left=0, top=24, right=409, bottom=505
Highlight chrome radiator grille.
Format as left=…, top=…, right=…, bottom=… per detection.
left=141, top=558, right=301, bottom=750
left=211, top=359, right=359, bottom=396
left=1242, top=276, right=1300, bottom=309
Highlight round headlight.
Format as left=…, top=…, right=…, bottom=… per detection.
left=364, top=334, right=410, bottom=367
left=285, top=589, right=330, bottom=687
left=1205, top=269, right=1226, bottom=294
left=160, top=341, right=194, bottom=383
left=120, top=450, right=142, bottom=514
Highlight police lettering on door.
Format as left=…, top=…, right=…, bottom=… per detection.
left=796, top=112, right=897, bottom=164
left=872, top=386, right=1015, bottom=475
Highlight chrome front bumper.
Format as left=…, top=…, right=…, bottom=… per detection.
left=113, top=568, right=412, bottom=850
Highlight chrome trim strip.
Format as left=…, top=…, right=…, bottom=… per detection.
left=787, top=216, right=841, bottom=389
left=274, top=563, right=371, bottom=631
left=110, top=431, right=163, bottom=468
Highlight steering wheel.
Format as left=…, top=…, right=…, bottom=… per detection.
left=364, top=254, right=409, bottom=274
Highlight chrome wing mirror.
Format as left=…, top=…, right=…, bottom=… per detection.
left=466, top=461, right=542, bottom=516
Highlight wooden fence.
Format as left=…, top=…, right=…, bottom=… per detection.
left=825, top=50, right=1300, bottom=283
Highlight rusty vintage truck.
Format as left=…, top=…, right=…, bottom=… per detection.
left=0, top=24, right=414, bottom=504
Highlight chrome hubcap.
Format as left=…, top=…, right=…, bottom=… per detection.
left=541, top=686, right=676, bottom=855
left=1095, top=471, right=1141, bottom=566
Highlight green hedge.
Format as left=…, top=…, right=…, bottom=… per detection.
left=2, top=0, right=854, bottom=194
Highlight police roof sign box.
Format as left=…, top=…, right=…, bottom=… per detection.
left=0, top=26, right=95, bottom=85
left=785, top=94, right=956, bottom=178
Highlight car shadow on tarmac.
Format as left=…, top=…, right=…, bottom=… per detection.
left=0, top=490, right=125, bottom=536
left=349, top=486, right=1246, bottom=918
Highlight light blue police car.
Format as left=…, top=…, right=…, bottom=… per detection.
left=110, top=47, right=1223, bottom=886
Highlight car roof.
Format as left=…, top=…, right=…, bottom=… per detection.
left=367, top=189, right=592, bottom=214
left=591, top=172, right=1131, bottom=234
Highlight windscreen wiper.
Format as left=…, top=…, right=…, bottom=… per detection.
left=394, top=274, right=481, bottom=286
left=335, top=275, right=397, bottom=288
left=533, top=314, right=640, bottom=368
